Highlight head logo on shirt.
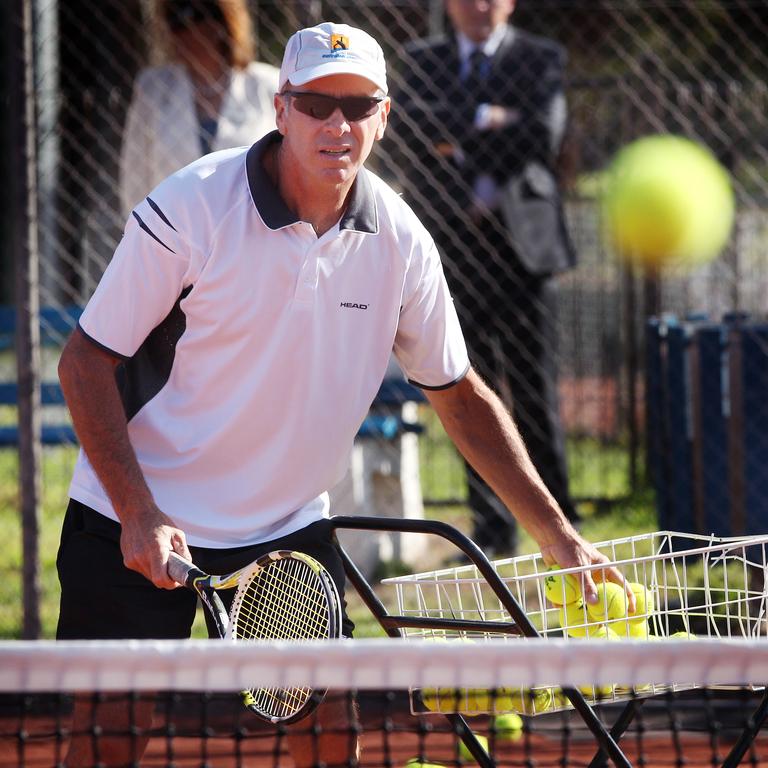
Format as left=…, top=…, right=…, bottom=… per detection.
left=330, top=33, right=350, bottom=51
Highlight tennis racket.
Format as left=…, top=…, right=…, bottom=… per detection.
left=167, top=549, right=342, bottom=723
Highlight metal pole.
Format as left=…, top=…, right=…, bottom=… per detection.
left=9, top=0, right=43, bottom=639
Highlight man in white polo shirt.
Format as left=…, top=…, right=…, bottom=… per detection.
left=57, top=21, right=621, bottom=767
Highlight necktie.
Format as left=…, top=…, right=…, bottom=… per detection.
left=465, top=48, right=488, bottom=101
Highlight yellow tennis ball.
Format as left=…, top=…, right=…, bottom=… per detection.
left=521, top=687, right=554, bottom=714
left=466, top=688, right=523, bottom=714
left=586, top=624, right=621, bottom=640
left=627, top=582, right=654, bottom=620
left=420, top=687, right=480, bottom=713
left=459, top=733, right=489, bottom=761
left=624, top=620, right=650, bottom=639
left=559, top=598, right=590, bottom=637
left=587, top=583, right=629, bottom=622
left=578, top=683, right=615, bottom=700
left=550, top=688, right=570, bottom=710
left=422, top=687, right=523, bottom=715
left=406, top=759, right=447, bottom=768
left=670, top=631, right=698, bottom=640
left=602, top=135, right=734, bottom=270
left=544, top=566, right=580, bottom=605
left=493, top=712, right=523, bottom=741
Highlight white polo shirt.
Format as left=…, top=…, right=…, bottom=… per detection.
left=70, top=131, right=469, bottom=547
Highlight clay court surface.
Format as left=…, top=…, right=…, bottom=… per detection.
left=2, top=693, right=766, bottom=767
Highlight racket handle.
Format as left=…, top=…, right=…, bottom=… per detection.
left=167, top=551, right=195, bottom=585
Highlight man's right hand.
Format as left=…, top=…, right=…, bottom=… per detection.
left=59, top=330, right=191, bottom=590
left=119, top=505, right=192, bottom=589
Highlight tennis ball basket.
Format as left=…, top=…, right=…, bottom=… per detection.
left=329, top=516, right=768, bottom=768
left=381, top=530, right=768, bottom=715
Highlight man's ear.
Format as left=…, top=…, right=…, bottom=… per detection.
left=274, top=92, right=287, bottom=135
left=375, top=97, right=391, bottom=141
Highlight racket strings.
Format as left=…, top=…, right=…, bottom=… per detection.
left=236, top=558, right=331, bottom=641
left=233, top=556, right=335, bottom=720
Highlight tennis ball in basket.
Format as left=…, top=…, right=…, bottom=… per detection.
left=421, top=687, right=520, bottom=715
left=586, top=624, right=621, bottom=640
left=601, top=134, right=734, bottom=269
left=624, top=620, right=650, bottom=639
left=578, top=683, right=615, bottom=700
left=550, top=688, right=571, bottom=710
left=669, top=631, right=698, bottom=639
left=466, top=688, right=522, bottom=714
left=587, top=583, right=629, bottom=622
left=627, top=582, right=654, bottom=620
left=544, top=566, right=581, bottom=605
left=521, top=687, right=554, bottom=714
left=493, top=712, right=523, bottom=741
left=459, top=733, right=489, bottom=761
left=419, top=687, right=468, bottom=713
left=559, top=598, right=590, bottom=637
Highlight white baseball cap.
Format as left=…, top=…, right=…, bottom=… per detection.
left=279, top=22, right=388, bottom=95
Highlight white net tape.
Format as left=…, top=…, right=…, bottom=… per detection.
left=2, top=637, right=768, bottom=694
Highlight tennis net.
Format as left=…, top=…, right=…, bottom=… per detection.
left=2, top=637, right=768, bottom=768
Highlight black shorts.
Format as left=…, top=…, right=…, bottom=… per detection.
left=56, top=499, right=354, bottom=640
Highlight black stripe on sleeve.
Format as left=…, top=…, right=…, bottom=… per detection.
left=76, top=323, right=131, bottom=361
left=146, top=197, right=178, bottom=231
left=132, top=211, right=176, bottom=254
left=408, top=362, right=470, bottom=391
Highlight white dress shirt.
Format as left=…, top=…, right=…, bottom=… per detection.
left=456, top=27, right=511, bottom=211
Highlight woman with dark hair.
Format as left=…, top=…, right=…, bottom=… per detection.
left=119, top=0, right=278, bottom=216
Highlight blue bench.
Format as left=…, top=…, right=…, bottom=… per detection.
left=0, top=306, right=426, bottom=446
left=0, top=306, right=81, bottom=447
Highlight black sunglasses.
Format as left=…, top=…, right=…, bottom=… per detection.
left=282, top=91, right=384, bottom=122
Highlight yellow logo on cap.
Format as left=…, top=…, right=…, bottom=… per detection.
left=330, top=34, right=350, bottom=51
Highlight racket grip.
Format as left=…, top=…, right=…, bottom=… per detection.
left=167, top=551, right=194, bottom=585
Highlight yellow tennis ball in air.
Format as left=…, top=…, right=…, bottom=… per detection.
left=544, top=566, right=580, bottom=606
left=587, top=583, right=629, bottom=622
left=459, top=733, right=489, bottom=761
left=602, top=134, right=734, bottom=270
left=493, top=712, right=523, bottom=741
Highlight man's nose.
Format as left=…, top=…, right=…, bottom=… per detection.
left=323, top=108, right=351, bottom=134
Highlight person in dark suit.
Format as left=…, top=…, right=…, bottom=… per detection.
left=390, top=0, right=580, bottom=556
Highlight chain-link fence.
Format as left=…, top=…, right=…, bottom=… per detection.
left=3, top=0, right=768, bottom=635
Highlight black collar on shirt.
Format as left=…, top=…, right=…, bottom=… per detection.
left=245, top=130, right=378, bottom=234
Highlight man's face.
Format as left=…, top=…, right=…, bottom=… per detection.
left=445, top=0, right=515, bottom=43
left=275, top=73, right=390, bottom=188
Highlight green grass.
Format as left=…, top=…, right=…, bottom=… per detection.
left=0, top=424, right=656, bottom=638
left=0, top=447, right=76, bottom=638
left=418, top=408, right=638, bottom=505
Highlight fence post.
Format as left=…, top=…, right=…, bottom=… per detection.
left=9, top=0, right=42, bottom=639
